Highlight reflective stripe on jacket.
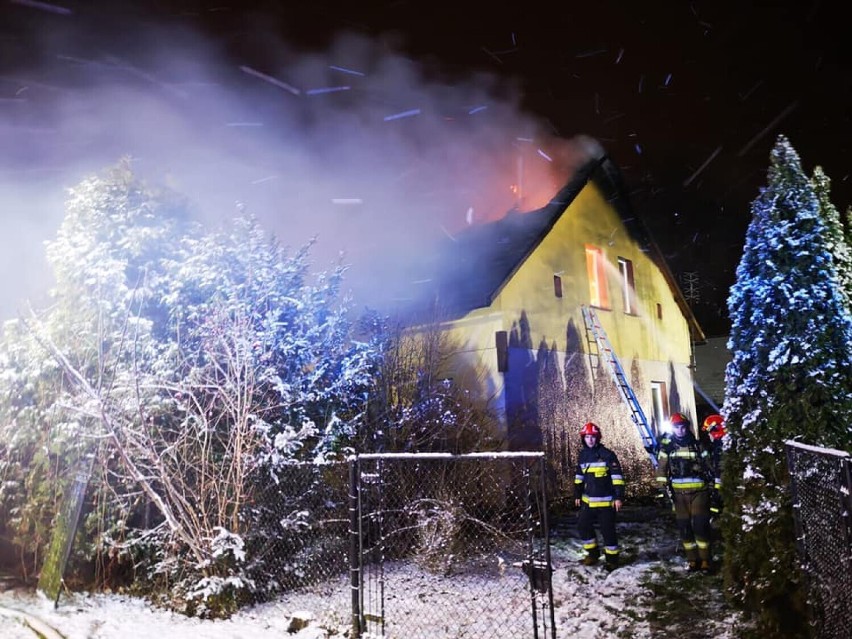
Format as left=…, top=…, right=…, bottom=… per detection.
left=656, top=433, right=711, bottom=492
left=574, top=443, right=625, bottom=507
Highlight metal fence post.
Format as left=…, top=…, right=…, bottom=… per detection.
left=842, top=457, right=852, bottom=549
left=349, top=456, right=361, bottom=638
left=538, top=456, right=556, bottom=639
left=523, top=462, right=539, bottom=639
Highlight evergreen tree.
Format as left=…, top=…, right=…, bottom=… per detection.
left=722, top=136, right=852, bottom=637
left=0, top=160, right=191, bottom=577
left=812, top=166, right=852, bottom=313
left=846, top=206, right=852, bottom=257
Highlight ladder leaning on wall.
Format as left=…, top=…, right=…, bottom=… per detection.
left=581, top=305, right=659, bottom=467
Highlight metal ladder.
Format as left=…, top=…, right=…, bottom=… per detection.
left=581, top=305, right=658, bottom=467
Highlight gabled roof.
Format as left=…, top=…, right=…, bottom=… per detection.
left=408, top=150, right=706, bottom=343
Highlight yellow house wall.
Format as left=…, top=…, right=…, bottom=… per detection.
left=495, top=183, right=691, bottom=364
left=445, top=181, right=696, bottom=425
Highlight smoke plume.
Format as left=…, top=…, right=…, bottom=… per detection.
left=0, top=1, right=599, bottom=317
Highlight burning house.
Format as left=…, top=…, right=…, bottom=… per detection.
left=400, top=144, right=705, bottom=493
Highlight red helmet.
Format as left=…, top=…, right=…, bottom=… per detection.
left=702, top=414, right=727, bottom=440
left=580, top=422, right=601, bottom=439
left=670, top=412, right=690, bottom=428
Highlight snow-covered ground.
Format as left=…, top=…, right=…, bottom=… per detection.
left=0, top=507, right=750, bottom=638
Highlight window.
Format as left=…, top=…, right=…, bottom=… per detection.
left=553, top=274, right=563, bottom=298
left=495, top=330, right=508, bottom=372
left=656, top=303, right=663, bottom=320
left=585, top=245, right=609, bottom=309
left=618, top=257, right=636, bottom=314
left=650, top=381, right=669, bottom=436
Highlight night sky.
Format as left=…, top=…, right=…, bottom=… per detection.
left=1, top=0, right=849, bottom=336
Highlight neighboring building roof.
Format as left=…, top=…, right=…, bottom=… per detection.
left=693, top=335, right=731, bottom=407
left=408, top=147, right=706, bottom=343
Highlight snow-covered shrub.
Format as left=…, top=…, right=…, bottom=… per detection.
left=0, top=162, right=379, bottom=616
left=408, top=494, right=468, bottom=575
left=359, top=310, right=499, bottom=455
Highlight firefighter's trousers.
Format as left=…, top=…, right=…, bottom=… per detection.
left=577, top=503, right=619, bottom=561
left=673, top=489, right=712, bottom=562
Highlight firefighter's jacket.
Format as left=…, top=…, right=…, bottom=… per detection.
left=574, top=444, right=625, bottom=507
left=656, top=432, right=712, bottom=493
left=708, top=437, right=724, bottom=490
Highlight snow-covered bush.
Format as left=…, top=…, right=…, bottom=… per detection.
left=359, top=310, right=499, bottom=454
left=0, top=162, right=378, bottom=616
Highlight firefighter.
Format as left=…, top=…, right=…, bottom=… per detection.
left=574, top=422, right=625, bottom=571
left=702, top=413, right=727, bottom=516
left=656, top=412, right=714, bottom=572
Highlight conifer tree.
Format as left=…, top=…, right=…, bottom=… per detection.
left=812, top=166, right=852, bottom=313
left=722, top=135, right=852, bottom=637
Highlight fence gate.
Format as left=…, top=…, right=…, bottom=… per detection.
left=350, top=452, right=555, bottom=639
left=786, top=440, right=852, bottom=639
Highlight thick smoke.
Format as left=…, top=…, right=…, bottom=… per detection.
left=0, top=2, right=599, bottom=317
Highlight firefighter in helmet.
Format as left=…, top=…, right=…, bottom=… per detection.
left=574, top=422, right=625, bottom=571
left=656, top=412, right=714, bottom=572
left=702, top=413, right=727, bottom=516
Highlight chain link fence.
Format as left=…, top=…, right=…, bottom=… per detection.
left=786, top=440, right=852, bottom=639
left=355, top=452, right=554, bottom=639
left=233, top=454, right=555, bottom=637
left=246, top=461, right=352, bottom=628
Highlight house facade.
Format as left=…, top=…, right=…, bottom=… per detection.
left=409, top=150, right=704, bottom=495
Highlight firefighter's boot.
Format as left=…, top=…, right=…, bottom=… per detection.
left=604, top=555, right=619, bottom=572
left=698, top=544, right=712, bottom=573
left=685, top=544, right=700, bottom=571
left=581, top=548, right=600, bottom=566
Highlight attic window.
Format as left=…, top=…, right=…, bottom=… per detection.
left=585, top=245, right=610, bottom=309
left=553, top=275, right=563, bottom=298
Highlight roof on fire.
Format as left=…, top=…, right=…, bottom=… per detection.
left=407, top=146, right=706, bottom=343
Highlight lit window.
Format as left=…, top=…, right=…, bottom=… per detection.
left=585, top=245, right=609, bottom=309
left=618, top=257, right=636, bottom=314
left=650, top=381, right=669, bottom=436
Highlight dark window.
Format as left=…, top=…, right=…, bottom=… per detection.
left=553, top=274, right=563, bottom=298
left=496, top=330, right=508, bottom=372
